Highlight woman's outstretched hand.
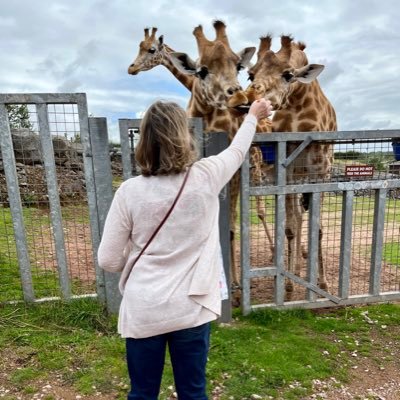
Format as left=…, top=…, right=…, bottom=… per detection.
left=248, top=98, right=273, bottom=121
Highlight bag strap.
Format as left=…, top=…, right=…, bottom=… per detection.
left=131, top=166, right=191, bottom=268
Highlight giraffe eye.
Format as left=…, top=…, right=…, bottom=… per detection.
left=282, top=71, right=294, bottom=82
left=247, top=73, right=254, bottom=82
left=237, top=63, right=244, bottom=72
left=196, top=66, right=209, bottom=80
left=148, top=48, right=156, bottom=54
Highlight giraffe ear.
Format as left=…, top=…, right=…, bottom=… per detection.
left=294, top=64, right=324, bottom=83
left=169, top=52, right=197, bottom=75
left=237, top=47, right=256, bottom=69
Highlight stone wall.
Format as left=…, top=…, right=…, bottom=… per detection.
left=0, top=129, right=86, bottom=205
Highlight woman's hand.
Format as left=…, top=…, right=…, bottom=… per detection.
left=248, top=98, right=273, bottom=121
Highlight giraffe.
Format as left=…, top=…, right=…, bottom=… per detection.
left=128, top=27, right=194, bottom=91
left=162, top=20, right=274, bottom=303
left=238, top=35, right=336, bottom=298
left=126, top=26, right=275, bottom=262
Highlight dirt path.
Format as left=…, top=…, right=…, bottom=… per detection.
left=303, top=324, right=400, bottom=400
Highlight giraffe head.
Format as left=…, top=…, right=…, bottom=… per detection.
left=169, top=20, right=255, bottom=111
left=128, top=27, right=166, bottom=75
left=244, top=35, right=325, bottom=110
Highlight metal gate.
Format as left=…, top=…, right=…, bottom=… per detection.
left=240, top=130, right=400, bottom=314
left=0, top=93, right=109, bottom=305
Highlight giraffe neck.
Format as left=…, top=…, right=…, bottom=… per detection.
left=159, top=44, right=194, bottom=91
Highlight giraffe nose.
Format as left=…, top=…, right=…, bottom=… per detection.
left=128, top=63, right=139, bottom=75
left=226, top=86, right=242, bottom=96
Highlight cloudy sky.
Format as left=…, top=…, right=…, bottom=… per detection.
left=1, top=0, right=400, bottom=141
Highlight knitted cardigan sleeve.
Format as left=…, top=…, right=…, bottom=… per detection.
left=196, top=114, right=258, bottom=193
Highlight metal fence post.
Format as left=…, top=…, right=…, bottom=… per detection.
left=0, top=103, right=35, bottom=302
left=119, top=119, right=141, bottom=180
left=89, top=117, right=121, bottom=312
left=37, top=103, right=71, bottom=300
left=203, top=132, right=231, bottom=322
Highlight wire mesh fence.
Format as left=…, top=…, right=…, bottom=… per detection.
left=241, top=134, right=400, bottom=310
left=0, top=102, right=96, bottom=303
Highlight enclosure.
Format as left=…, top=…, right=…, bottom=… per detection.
left=1, top=93, right=399, bottom=321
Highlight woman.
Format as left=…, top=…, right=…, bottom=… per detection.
left=98, top=98, right=272, bottom=399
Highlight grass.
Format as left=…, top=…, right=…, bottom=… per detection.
left=0, top=206, right=93, bottom=302
left=383, top=242, right=400, bottom=266
left=0, top=299, right=399, bottom=399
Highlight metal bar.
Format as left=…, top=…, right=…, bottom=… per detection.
left=0, top=104, right=35, bottom=302
left=307, top=192, right=321, bottom=302
left=339, top=190, right=354, bottom=298
left=4, top=293, right=98, bottom=306
left=248, top=267, right=277, bottom=278
left=240, top=152, right=251, bottom=315
left=253, top=129, right=400, bottom=142
left=203, top=133, right=231, bottom=322
left=274, top=141, right=287, bottom=305
left=88, top=117, right=113, bottom=305
left=76, top=95, right=104, bottom=302
left=369, top=188, right=387, bottom=295
left=118, top=119, right=138, bottom=180
left=0, top=93, right=86, bottom=104
left=251, top=179, right=400, bottom=196
left=282, top=136, right=313, bottom=168
left=250, top=291, right=400, bottom=311
left=281, top=271, right=341, bottom=303
left=36, top=103, right=71, bottom=299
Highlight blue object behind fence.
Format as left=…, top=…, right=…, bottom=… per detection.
left=393, top=142, right=400, bottom=161
left=260, top=144, right=275, bottom=164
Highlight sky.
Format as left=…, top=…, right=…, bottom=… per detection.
left=1, top=0, right=400, bottom=142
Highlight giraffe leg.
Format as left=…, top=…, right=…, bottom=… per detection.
left=229, top=172, right=241, bottom=307
left=318, top=227, right=329, bottom=291
left=256, top=196, right=275, bottom=257
left=284, top=195, right=298, bottom=300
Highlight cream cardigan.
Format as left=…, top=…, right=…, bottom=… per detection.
left=98, top=114, right=258, bottom=338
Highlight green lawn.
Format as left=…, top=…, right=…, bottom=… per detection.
left=0, top=299, right=399, bottom=399
left=0, top=205, right=93, bottom=302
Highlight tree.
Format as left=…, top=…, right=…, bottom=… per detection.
left=5, top=104, right=33, bottom=130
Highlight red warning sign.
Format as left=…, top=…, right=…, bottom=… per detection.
left=345, top=165, right=374, bottom=177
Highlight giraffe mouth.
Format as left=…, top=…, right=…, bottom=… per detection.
left=233, top=105, right=250, bottom=113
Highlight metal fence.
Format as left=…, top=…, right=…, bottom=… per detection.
left=240, top=130, right=400, bottom=314
left=0, top=96, right=232, bottom=320
left=0, top=93, right=106, bottom=304
left=2, top=92, right=399, bottom=319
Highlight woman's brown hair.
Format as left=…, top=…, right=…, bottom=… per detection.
left=135, top=101, right=198, bottom=176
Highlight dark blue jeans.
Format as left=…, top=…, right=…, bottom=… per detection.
left=126, top=322, right=210, bottom=400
